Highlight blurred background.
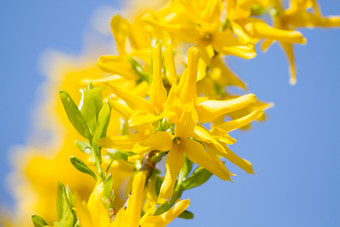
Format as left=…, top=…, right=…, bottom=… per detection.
left=1, top=0, right=340, bottom=226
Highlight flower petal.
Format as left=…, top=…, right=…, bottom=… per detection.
left=97, top=55, right=138, bottom=80
left=213, top=110, right=262, bottom=132
left=133, top=132, right=173, bottom=154
left=158, top=148, right=185, bottom=203
left=218, top=143, right=254, bottom=174
left=140, top=199, right=190, bottom=227
left=87, top=181, right=111, bottom=226
left=213, top=31, right=256, bottom=59
left=175, top=103, right=198, bottom=138
left=111, top=15, right=129, bottom=56
left=178, top=47, right=200, bottom=105
left=97, top=134, right=141, bottom=150
left=143, top=13, right=200, bottom=43
left=108, top=98, right=133, bottom=120
left=209, top=56, right=247, bottom=90
left=73, top=195, right=93, bottom=227
left=200, top=0, right=223, bottom=23
left=196, top=94, right=257, bottom=123
left=210, top=127, right=237, bottom=145
left=194, top=124, right=225, bottom=152
left=164, top=45, right=177, bottom=85
left=125, top=171, right=147, bottom=227
left=129, top=110, right=163, bottom=127
left=242, top=18, right=306, bottom=44
left=184, top=139, right=233, bottom=181
left=279, top=42, right=296, bottom=85
left=149, top=44, right=167, bottom=112
left=104, top=82, right=154, bottom=113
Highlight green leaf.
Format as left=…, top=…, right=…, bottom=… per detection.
left=70, top=156, right=97, bottom=180
left=105, top=158, right=115, bottom=174
left=251, top=3, right=268, bottom=16
left=56, top=182, right=64, bottom=221
left=80, top=87, right=103, bottom=134
left=56, top=182, right=74, bottom=227
left=153, top=201, right=171, bottom=215
left=125, top=56, right=149, bottom=83
left=93, top=104, right=111, bottom=143
left=65, top=185, right=78, bottom=227
left=178, top=155, right=193, bottom=183
left=32, top=214, right=48, bottom=227
left=59, top=90, right=92, bottom=140
left=178, top=210, right=194, bottom=219
left=92, top=103, right=111, bottom=163
left=154, top=176, right=162, bottom=197
left=65, top=185, right=74, bottom=207
left=103, top=174, right=114, bottom=201
left=75, top=140, right=93, bottom=156
left=110, top=151, right=132, bottom=161
left=181, top=166, right=213, bottom=190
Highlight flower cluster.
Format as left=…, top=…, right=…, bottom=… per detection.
left=2, top=1, right=339, bottom=227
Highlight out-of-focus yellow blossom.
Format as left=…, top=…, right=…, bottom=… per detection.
left=1, top=53, right=135, bottom=226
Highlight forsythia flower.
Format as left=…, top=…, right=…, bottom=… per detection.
left=73, top=171, right=190, bottom=227
left=97, top=45, right=264, bottom=202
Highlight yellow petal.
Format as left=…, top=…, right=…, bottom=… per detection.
left=213, top=110, right=262, bottom=132
left=87, top=181, right=111, bottom=226
left=97, top=134, right=141, bottom=150
left=112, top=208, right=125, bottom=227
left=194, top=124, right=225, bottom=153
left=133, top=132, right=173, bottom=154
left=164, top=45, right=177, bottom=85
left=213, top=31, right=256, bottom=59
left=108, top=98, right=133, bottom=120
left=158, top=148, right=184, bottom=203
left=279, top=42, right=296, bottom=85
left=196, top=94, right=257, bottom=123
left=231, top=21, right=256, bottom=44
left=140, top=199, right=190, bottom=227
left=125, top=171, right=147, bottom=227
left=104, top=82, right=154, bottom=113
left=149, top=44, right=167, bottom=112
left=219, top=143, right=254, bottom=174
left=184, top=139, right=233, bottom=181
left=175, top=103, right=198, bottom=138
left=210, top=127, right=237, bottom=145
left=73, top=195, right=93, bottom=227
left=111, top=15, right=129, bottom=56
left=200, top=0, right=223, bottom=23
left=230, top=0, right=254, bottom=20
left=96, top=55, right=138, bottom=80
left=178, top=47, right=200, bottom=105
left=242, top=18, right=306, bottom=44
left=143, top=13, right=200, bottom=43
left=197, top=58, right=207, bottom=81
left=209, top=56, right=247, bottom=90
left=129, top=110, right=163, bottom=127
left=261, top=39, right=274, bottom=52
left=321, top=16, right=340, bottom=27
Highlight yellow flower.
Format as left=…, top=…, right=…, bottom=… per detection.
left=143, top=0, right=256, bottom=61
left=74, top=171, right=190, bottom=227
left=261, top=0, right=340, bottom=84
left=98, top=46, right=262, bottom=202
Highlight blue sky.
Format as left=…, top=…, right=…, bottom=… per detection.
left=1, top=1, right=340, bottom=226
